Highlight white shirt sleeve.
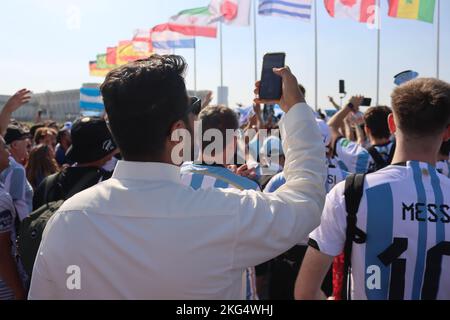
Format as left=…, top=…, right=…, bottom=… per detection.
left=308, top=182, right=348, bottom=257
left=232, top=103, right=328, bottom=268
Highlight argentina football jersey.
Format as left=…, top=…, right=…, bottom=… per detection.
left=334, top=137, right=372, bottom=174
left=310, top=161, right=450, bottom=300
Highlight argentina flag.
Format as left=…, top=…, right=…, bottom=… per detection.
left=258, top=0, right=313, bottom=21
left=80, top=87, right=104, bottom=116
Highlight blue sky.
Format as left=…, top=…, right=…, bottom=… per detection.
left=0, top=0, right=448, bottom=110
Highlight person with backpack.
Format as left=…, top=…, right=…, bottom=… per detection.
left=327, top=99, right=395, bottom=174
left=32, top=117, right=118, bottom=210
left=363, top=106, right=396, bottom=173
left=295, top=78, right=450, bottom=300
left=19, top=117, right=118, bottom=277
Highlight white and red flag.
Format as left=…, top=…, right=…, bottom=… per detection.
left=208, top=0, right=252, bottom=26
left=324, top=0, right=376, bottom=23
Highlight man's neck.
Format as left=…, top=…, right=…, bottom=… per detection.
left=391, top=140, right=438, bottom=166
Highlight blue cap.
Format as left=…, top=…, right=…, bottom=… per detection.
left=394, top=70, right=419, bottom=86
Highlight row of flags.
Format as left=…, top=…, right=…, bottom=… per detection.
left=89, top=0, right=438, bottom=77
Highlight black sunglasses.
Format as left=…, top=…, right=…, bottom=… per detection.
left=186, top=97, right=202, bottom=116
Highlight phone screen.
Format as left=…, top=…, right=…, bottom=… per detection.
left=361, top=98, right=372, bottom=107
left=259, top=53, right=285, bottom=100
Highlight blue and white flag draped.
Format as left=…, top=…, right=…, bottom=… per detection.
left=258, top=0, right=313, bottom=21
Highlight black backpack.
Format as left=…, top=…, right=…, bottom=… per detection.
left=341, top=173, right=367, bottom=300
left=17, top=171, right=99, bottom=277
left=367, top=141, right=396, bottom=173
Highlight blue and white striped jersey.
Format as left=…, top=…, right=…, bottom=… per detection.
left=0, top=157, right=33, bottom=221
left=334, top=137, right=372, bottom=174
left=264, top=157, right=349, bottom=194
left=310, top=161, right=450, bottom=300
left=335, top=138, right=396, bottom=174
left=180, top=162, right=259, bottom=300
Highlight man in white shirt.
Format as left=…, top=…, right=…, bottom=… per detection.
left=29, top=55, right=326, bottom=300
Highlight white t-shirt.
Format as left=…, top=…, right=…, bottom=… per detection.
left=309, top=161, right=450, bottom=300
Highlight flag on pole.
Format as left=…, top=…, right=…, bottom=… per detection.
left=80, top=87, right=105, bottom=114
left=151, top=24, right=195, bottom=49
left=388, top=0, right=436, bottom=23
left=96, top=53, right=117, bottom=70
left=258, top=0, right=313, bottom=21
left=80, top=87, right=104, bottom=111
left=133, top=29, right=152, bottom=41
left=106, top=47, right=117, bottom=65
left=116, top=40, right=150, bottom=65
left=169, top=7, right=217, bottom=38
left=324, top=0, right=376, bottom=23
left=132, top=29, right=153, bottom=53
left=209, top=0, right=252, bottom=26
left=89, top=61, right=111, bottom=77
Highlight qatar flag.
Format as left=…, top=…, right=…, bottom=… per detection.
left=324, top=0, right=376, bottom=23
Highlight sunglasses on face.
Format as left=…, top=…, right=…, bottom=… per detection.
left=186, top=97, right=202, bottom=117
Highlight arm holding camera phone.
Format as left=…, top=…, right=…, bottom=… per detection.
left=254, top=67, right=305, bottom=113
left=327, top=95, right=363, bottom=142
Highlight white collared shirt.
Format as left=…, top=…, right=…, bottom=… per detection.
left=28, top=103, right=327, bottom=300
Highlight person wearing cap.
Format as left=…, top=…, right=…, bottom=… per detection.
left=28, top=55, right=326, bottom=300
left=0, top=126, right=34, bottom=221
left=32, top=117, right=118, bottom=210
left=54, top=123, right=73, bottom=167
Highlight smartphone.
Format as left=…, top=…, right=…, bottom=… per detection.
left=259, top=53, right=286, bottom=100
left=361, top=98, right=372, bottom=106
left=339, top=80, right=346, bottom=94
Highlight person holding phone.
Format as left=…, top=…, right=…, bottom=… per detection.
left=29, top=55, right=326, bottom=300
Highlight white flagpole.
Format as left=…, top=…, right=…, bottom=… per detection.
left=194, top=38, right=198, bottom=92
left=436, top=0, right=441, bottom=79
left=376, top=0, right=381, bottom=106
left=314, top=0, right=319, bottom=111
left=253, top=0, right=258, bottom=83
left=220, top=21, right=224, bottom=88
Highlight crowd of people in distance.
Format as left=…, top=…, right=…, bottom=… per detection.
left=0, top=55, right=449, bottom=300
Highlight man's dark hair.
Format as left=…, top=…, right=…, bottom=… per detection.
left=100, top=55, right=189, bottom=161
left=299, top=84, right=306, bottom=96
left=391, top=78, right=450, bottom=138
left=440, top=140, right=450, bottom=157
left=199, top=105, right=239, bottom=151
left=30, top=123, right=45, bottom=139
left=364, top=106, right=392, bottom=140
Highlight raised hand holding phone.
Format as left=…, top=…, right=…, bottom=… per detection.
left=254, top=54, right=305, bottom=113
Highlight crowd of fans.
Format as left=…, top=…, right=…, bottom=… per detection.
left=0, top=55, right=449, bottom=300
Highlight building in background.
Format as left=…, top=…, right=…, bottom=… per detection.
left=1, top=87, right=212, bottom=123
